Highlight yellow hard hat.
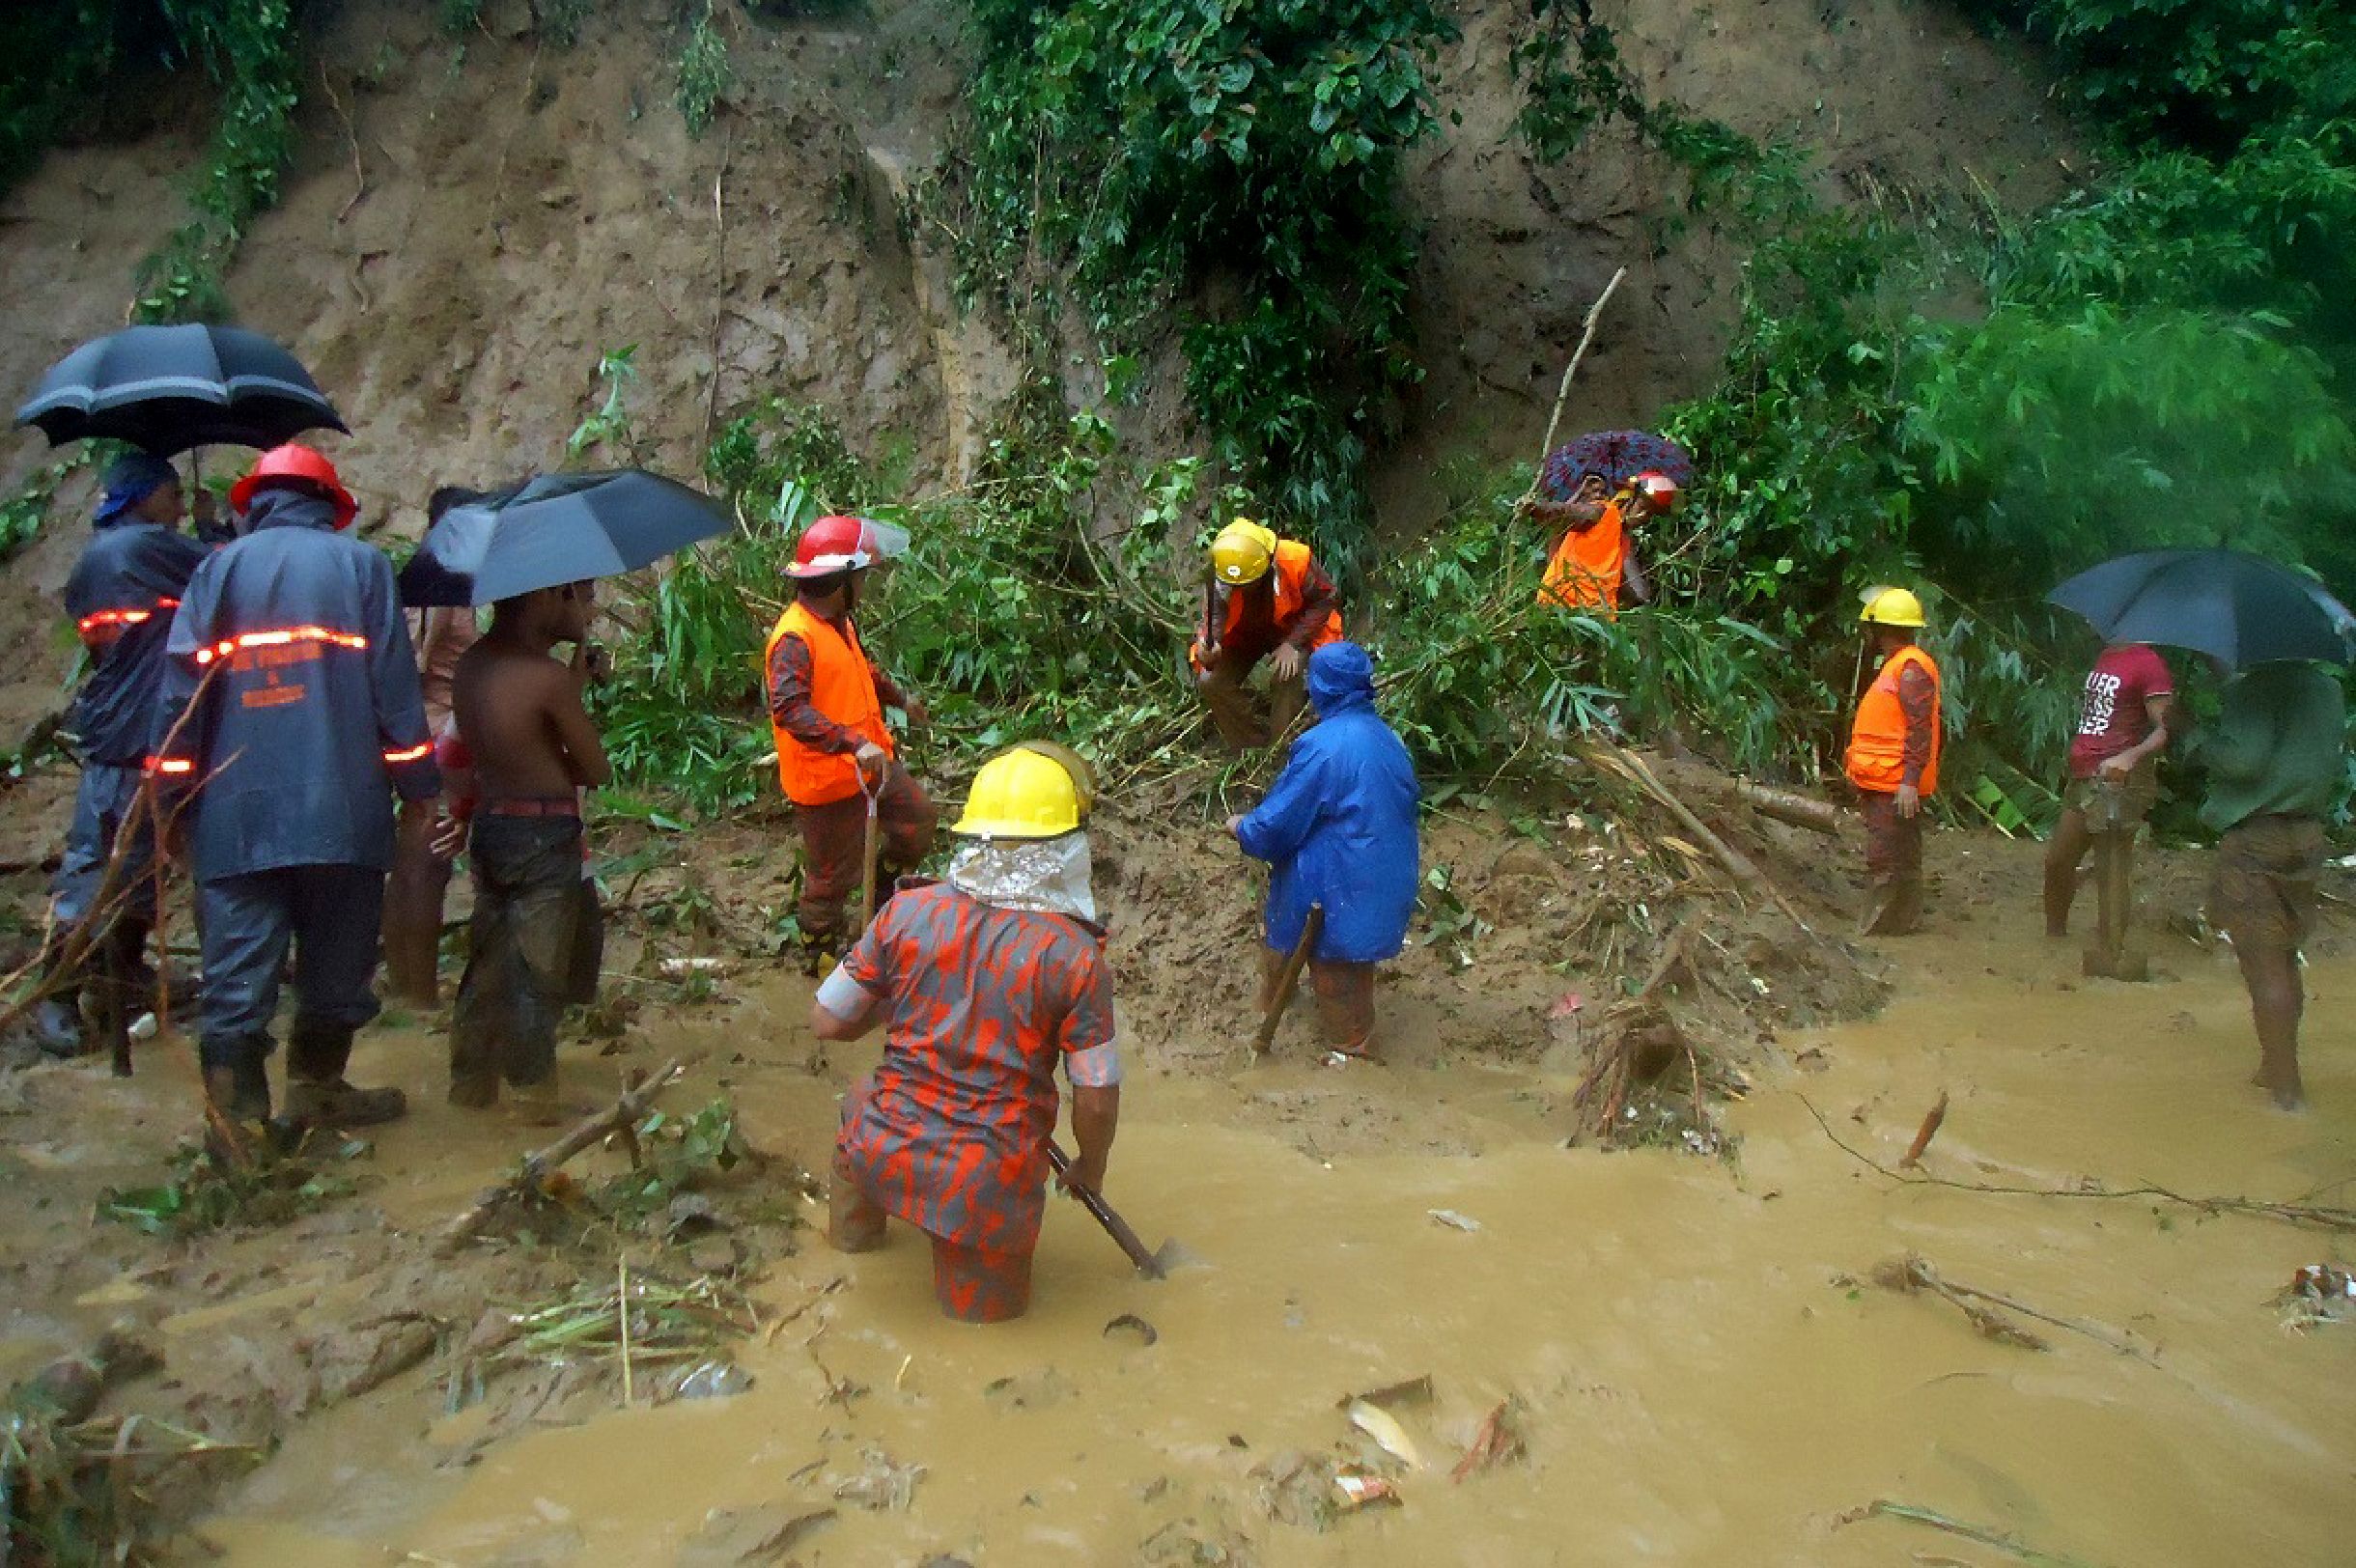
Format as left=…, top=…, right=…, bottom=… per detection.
left=1859, top=585, right=1926, bottom=629
left=950, top=743, right=1090, bottom=839
left=1209, top=518, right=1277, bottom=585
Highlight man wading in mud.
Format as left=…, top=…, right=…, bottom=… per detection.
left=811, top=742, right=1119, bottom=1323
left=152, top=445, right=439, bottom=1140
left=2200, top=659, right=2345, bottom=1111
left=443, top=578, right=608, bottom=1119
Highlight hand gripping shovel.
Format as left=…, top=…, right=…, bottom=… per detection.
left=1049, top=1142, right=1181, bottom=1279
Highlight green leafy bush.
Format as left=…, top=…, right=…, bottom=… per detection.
left=676, top=1, right=731, bottom=138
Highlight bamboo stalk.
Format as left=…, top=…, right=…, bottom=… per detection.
left=618, top=1258, right=634, bottom=1406
left=1522, top=266, right=1630, bottom=502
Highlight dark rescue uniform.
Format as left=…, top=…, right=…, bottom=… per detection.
left=53, top=515, right=207, bottom=927
left=152, top=490, right=438, bottom=1081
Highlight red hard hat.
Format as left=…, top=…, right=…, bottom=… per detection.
left=230, top=443, right=359, bottom=530
left=1630, top=469, right=1680, bottom=514
left=786, top=514, right=909, bottom=579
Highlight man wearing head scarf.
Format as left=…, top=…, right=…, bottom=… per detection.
left=810, top=742, right=1120, bottom=1323
left=33, top=453, right=210, bottom=1059
left=1227, top=642, right=1420, bottom=1062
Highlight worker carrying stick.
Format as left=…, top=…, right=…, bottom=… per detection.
left=1227, top=643, right=1420, bottom=1063
left=1189, top=518, right=1342, bottom=750
left=763, top=514, right=937, bottom=970
left=812, top=742, right=1119, bottom=1323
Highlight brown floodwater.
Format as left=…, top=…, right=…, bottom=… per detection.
left=189, top=918, right=2354, bottom=1566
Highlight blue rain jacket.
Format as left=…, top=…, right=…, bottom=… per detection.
left=63, top=515, right=208, bottom=765
left=1235, top=642, right=1420, bottom=963
left=153, top=490, right=439, bottom=881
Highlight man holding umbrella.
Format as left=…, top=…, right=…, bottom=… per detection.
left=2048, top=546, right=2355, bottom=1110
left=765, top=514, right=937, bottom=968
left=34, top=454, right=210, bottom=1058
left=152, top=444, right=438, bottom=1134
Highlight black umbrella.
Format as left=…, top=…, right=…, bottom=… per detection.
left=398, top=469, right=732, bottom=607
left=15, top=323, right=347, bottom=455
left=2048, top=547, right=2355, bottom=670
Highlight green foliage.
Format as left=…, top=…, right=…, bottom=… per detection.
left=1511, top=0, right=1641, bottom=161
left=676, top=0, right=732, bottom=138
left=132, top=0, right=302, bottom=323
left=440, top=0, right=486, bottom=36
left=0, top=1, right=124, bottom=198
left=567, top=345, right=646, bottom=462
left=954, top=0, right=1457, bottom=566
left=96, top=1138, right=362, bottom=1237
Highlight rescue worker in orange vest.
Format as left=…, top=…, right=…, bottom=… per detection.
left=1843, top=586, right=1943, bottom=936
left=1532, top=469, right=1671, bottom=616
left=1189, top=518, right=1343, bottom=750
left=764, top=515, right=938, bottom=969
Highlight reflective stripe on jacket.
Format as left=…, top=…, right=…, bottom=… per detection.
left=1192, top=538, right=1343, bottom=667
left=1845, top=644, right=1943, bottom=796
left=63, top=518, right=208, bottom=765
left=764, top=601, right=893, bottom=806
left=152, top=490, right=437, bottom=880
left=1539, top=502, right=1626, bottom=615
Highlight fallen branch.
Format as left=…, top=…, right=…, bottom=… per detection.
left=1678, top=770, right=1845, bottom=835
left=1874, top=1254, right=2158, bottom=1362
left=1801, top=1095, right=2356, bottom=1233
left=1898, top=1090, right=1949, bottom=1169
left=435, top=1059, right=685, bottom=1253
left=1837, top=1498, right=2110, bottom=1568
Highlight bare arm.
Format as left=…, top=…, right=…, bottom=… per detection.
left=1064, top=1084, right=1120, bottom=1194
left=545, top=661, right=611, bottom=787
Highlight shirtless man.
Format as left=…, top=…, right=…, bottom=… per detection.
left=445, top=579, right=609, bottom=1114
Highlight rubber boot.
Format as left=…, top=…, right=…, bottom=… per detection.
left=284, top=1018, right=407, bottom=1128
left=202, top=1046, right=273, bottom=1164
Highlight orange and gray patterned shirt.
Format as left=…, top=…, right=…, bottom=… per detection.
left=826, top=882, right=1118, bottom=1254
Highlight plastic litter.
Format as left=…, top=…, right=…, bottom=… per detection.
left=1427, top=1209, right=1482, bottom=1233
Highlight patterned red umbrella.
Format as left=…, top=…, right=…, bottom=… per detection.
left=1540, top=431, right=1693, bottom=498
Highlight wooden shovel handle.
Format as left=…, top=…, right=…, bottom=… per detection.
left=1049, top=1142, right=1164, bottom=1278
left=1252, top=905, right=1323, bottom=1056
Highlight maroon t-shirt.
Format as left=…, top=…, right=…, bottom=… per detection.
left=2069, top=643, right=2173, bottom=777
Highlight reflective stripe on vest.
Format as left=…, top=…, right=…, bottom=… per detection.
left=1214, top=538, right=1343, bottom=653
left=763, top=602, right=893, bottom=807
left=1844, top=644, right=1943, bottom=796
left=1539, top=503, right=1625, bottom=614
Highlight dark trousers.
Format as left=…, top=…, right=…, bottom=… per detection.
left=196, top=865, right=385, bottom=1076
left=50, top=762, right=155, bottom=928
left=796, top=762, right=936, bottom=942
left=1858, top=790, right=1924, bottom=936
left=450, top=816, right=601, bottom=1092
left=1197, top=652, right=1305, bottom=751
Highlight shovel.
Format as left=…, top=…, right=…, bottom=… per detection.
left=1049, top=1142, right=1179, bottom=1280
left=855, top=767, right=883, bottom=936
left=1251, top=905, right=1323, bottom=1057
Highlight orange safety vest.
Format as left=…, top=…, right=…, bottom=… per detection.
left=763, top=601, right=894, bottom=807
left=1192, top=538, right=1343, bottom=667
left=1539, top=502, right=1626, bottom=615
left=1845, top=643, right=1943, bottom=796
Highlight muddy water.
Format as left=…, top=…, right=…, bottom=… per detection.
left=196, top=919, right=2354, bottom=1567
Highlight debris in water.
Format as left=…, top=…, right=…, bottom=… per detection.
left=1899, top=1089, right=1950, bottom=1169
left=1450, top=1399, right=1528, bottom=1481
left=1427, top=1208, right=1481, bottom=1233
left=1346, top=1398, right=1426, bottom=1470
left=1836, top=1498, right=2110, bottom=1568
left=832, top=1444, right=926, bottom=1511
left=666, top=1190, right=725, bottom=1237
left=1104, top=1312, right=1160, bottom=1346
left=667, top=1358, right=753, bottom=1400
left=1341, top=1374, right=1434, bottom=1410
left=2277, top=1263, right=2356, bottom=1331
left=1332, top=1467, right=1401, bottom=1511
left=677, top=1502, right=834, bottom=1566
left=659, top=956, right=731, bottom=978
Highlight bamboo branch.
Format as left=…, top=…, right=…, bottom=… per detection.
left=1522, top=266, right=1629, bottom=502
left=435, top=1060, right=686, bottom=1253
left=1801, top=1095, right=2356, bottom=1233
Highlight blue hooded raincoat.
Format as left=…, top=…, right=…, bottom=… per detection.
left=152, top=489, right=439, bottom=882
left=1235, top=641, right=1420, bottom=963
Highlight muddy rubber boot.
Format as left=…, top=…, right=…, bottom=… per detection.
left=202, top=1051, right=273, bottom=1163
left=285, top=1020, right=407, bottom=1129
